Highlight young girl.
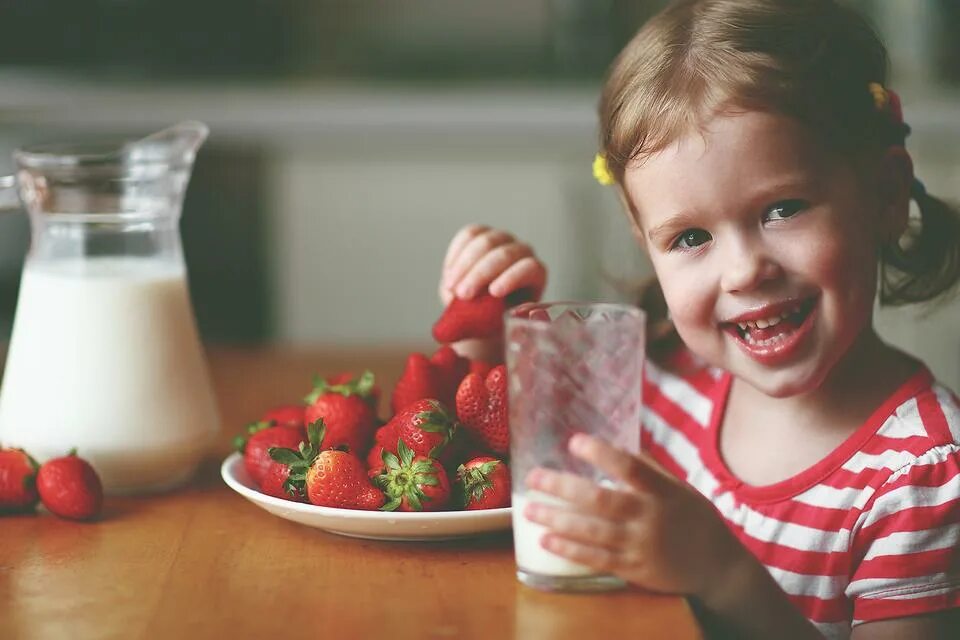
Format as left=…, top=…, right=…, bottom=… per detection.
left=439, top=1, right=959, bottom=638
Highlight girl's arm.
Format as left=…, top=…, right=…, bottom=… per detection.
left=524, top=434, right=824, bottom=639
left=690, top=550, right=823, bottom=639
left=851, top=611, right=960, bottom=640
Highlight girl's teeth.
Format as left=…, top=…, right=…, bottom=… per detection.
left=732, top=301, right=809, bottom=336
left=739, top=315, right=783, bottom=331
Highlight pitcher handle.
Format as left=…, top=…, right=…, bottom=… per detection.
left=0, top=175, right=20, bottom=210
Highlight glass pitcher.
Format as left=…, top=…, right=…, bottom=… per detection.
left=0, top=122, right=220, bottom=494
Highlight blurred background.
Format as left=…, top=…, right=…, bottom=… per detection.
left=0, top=1, right=957, bottom=385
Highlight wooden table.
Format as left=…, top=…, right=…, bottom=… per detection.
left=0, top=347, right=702, bottom=640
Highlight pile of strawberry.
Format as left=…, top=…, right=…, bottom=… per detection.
left=234, top=294, right=516, bottom=512
left=0, top=447, right=104, bottom=521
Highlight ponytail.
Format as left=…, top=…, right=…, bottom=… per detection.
left=880, top=183, right=960, bottom=306
left=634, top=277, right=681, bottom=361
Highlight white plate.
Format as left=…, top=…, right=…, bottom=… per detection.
left=221, top=453, right=512, bottom=541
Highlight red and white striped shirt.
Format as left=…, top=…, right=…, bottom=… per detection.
left=642, top=349, right=960, bottom=639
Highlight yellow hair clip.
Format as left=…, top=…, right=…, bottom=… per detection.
left=868, top=82, right=889, bottom=110
left=593, top=153, right=615, bottom=186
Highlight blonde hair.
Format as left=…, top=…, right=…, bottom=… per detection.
left=598, top=0, right=960, bottom=332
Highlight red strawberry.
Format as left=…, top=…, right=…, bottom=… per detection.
left=469, top=359, right=494, bottom=378
left=432, top=294, right=507, bottom=343
left=374, top=442, right=451, bottom=512
left=326, top=371, right=381, bottom=413
left=430, top=345, right=470, bottom=405
left=235, top=422, right=306, bottom=485
left=456, top=456, right=510, bottom=510
left=0, top=447, right=39, bottom=514
left=269, top=421, right=384, bottom=510
left=36, top=451, right=103, bottom=521
left=260, top=404, right=306, bottom=428
left=366, top=444, right=388, bottom=479
left=373, top=421, right=399, bottom=449
left=391, top=353, right=445, bottom=415
left=455, top=365, right=509, bottom=455
left=391, top=399, right=458, bottom=459
left=259, top=461, right=306, bottom=502
left=391, top=347, right=470, bottom=415
left=304, top=371, right=377, bottom=454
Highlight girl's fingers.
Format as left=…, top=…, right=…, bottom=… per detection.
left=444, top=229, right=515, bottom=297
left=489, top=256, right=546, bottom=300
left=569, top=434, right=670, bottom=495
left=539, top=533, right=620, bottom=574
left=443, top=224, right=488, bottom=274
left=523, top=500, right=628, bottom=550
left=456, top=242, right=533, bottom=299
left=440, top=225, right=489, bottom=302
left=525, top=468, right=642, bottom=519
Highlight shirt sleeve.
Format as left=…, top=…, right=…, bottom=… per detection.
left=846, top=444, right=960, bottom=625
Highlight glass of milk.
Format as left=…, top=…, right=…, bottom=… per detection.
left=0, top=122, right=220, bottom=494
left=506, top=302, right=644, bottom=592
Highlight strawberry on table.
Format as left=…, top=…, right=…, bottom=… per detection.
left=366, top=444, right=388, bottom=479
left=468, top=359, right=494, bottom=378
left=260, top=404, right=306, bottom=429
left=269, top=421, right=384, bottom=510
left=325, top=371, right=382, bottom=413
left=374, top=442, right=451, bottom=512
left=455, top=365, right=509, bottom=455
left=456, top=456, right=511, bottom=510
left=36, top=450, right=103, bottom=521
left=0, top=447, right=39, bottom=514
left=391, top=353, right=445, bottom=415
left=390, top=399, right=459, bottom=459
left=304, top=371, right=378, bottom=454
left=430, top=345, right=470, bottom=407
left=235, top=421, right=306, bottom=486
left=259, top=460, right=306, bottom=502
left=391, top=347, right=471, bottom=415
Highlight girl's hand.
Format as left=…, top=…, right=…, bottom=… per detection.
left=439, top=224, right=546, bottom=306
left=524, top=434, right=750, bottom=603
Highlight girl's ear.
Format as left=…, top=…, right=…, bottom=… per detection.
left=876, top=146, right=913, bottom=243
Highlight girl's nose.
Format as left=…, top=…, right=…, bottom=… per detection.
left=719, top=242, right=783, bottom=293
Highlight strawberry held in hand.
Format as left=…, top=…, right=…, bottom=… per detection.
left=0, top=447, right=39, bottom=514
left=270, top=420, right=384, bottom=510
left=235, top=421, right=306, bottom=486
left=432, top=293, right=507, bottom=343
left=456, top=456, right=510, bottom=510
left=390, top=399, right=459, bottom=459
left=36, top=450, right=103, bottom=521
left=455, top=365, right=509, bottom=455
left=374, top=441, right=451, bottom=512
left=304, top=371, right=377, bottom=454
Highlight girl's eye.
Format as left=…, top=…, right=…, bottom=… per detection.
left=765, top=199, right=807, bottom=221
left=672, top=228, right=712, bottom=250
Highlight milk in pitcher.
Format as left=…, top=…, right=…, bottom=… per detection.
left=0, top=257, right=219, bottom=493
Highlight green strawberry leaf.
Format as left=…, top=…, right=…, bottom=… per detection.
left=381, top=496, right=402, bottom=512
left=382, top=450, right=401, bottom=470
left=397, top=441, right=415, bottom=467
left=405, top=491, right=423, bottom=512
left=268, top=447, right=302, bottom=465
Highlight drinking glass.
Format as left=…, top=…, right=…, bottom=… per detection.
left=506, top=302, right=644, bottom=591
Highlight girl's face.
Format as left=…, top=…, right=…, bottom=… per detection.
left=625, top=110, right=893, bottom=397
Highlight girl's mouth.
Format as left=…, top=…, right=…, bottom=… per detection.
left=721, top=296, right=819, bottom=366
